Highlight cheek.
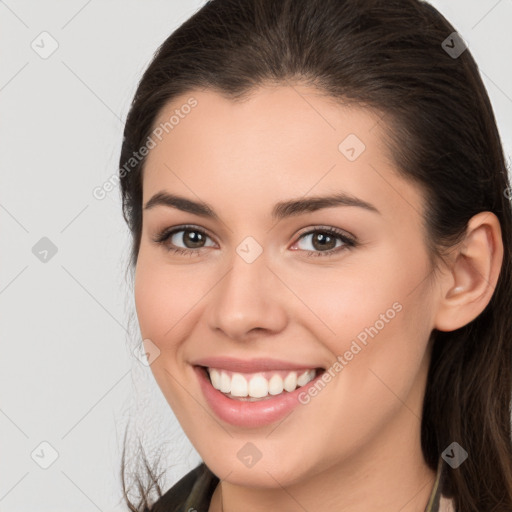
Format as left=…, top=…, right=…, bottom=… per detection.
left=285, top=246, right=434, bottom=391
left=279, top=275, right=433, bottom=465
left=133, top=257, right=203, bottom=413
left=133, top=264, right=169, bottom=341
left=281, top=261, right=408, bottom=346
left=133, top=254, right=211, bottom=345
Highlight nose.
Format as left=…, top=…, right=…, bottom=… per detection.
left=206, top=249, right=288, bottom=341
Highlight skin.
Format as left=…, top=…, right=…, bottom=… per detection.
left=133, top=84, right=503, bottom=512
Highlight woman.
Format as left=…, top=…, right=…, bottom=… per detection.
left=119, top=0, right=512, bottom=510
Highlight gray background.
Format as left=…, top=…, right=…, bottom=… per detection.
left=1, top=1, right=511, bottom=510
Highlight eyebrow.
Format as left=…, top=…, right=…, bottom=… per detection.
left=143, top=191, right=380, bottom=220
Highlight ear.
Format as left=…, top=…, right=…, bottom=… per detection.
left=434, top=211, right=504, bottom=332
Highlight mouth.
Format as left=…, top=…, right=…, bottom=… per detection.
left=193, top=359, right=328, bottom=427
left=196, top=365, right=325, bottom=402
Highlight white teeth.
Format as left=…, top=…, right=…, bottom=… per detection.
left=209, top=368, right=221, bottom=390
left=283, top=372, right=297, bottom=392
left=207, top=368, right=317, bottom=399
left=248, top=375, right=268, bottom=398
left=220, top=371, right=231, bottom=393
left=297, top=370, right=312, bottom=387
left=268, top=374, right=284, bottom=395
left=230, top=373, right=248, bottom=397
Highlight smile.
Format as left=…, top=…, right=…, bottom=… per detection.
left=206, top=367, right=318, bottom=400
left=192, top=357, right=326, bottom=427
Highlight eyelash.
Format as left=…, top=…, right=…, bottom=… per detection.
left=152, top=224, right=357, bottom=258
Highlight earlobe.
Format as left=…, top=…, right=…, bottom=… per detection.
left=434, top=212, right=503, bottom=332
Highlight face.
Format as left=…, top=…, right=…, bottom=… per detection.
left=134, top=84, right=439, bottom=488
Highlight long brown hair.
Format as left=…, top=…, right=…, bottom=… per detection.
left=118, top=1, right=512, bottom=510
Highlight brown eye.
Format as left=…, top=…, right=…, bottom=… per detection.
left=296, top=230, right=343, bottom=252
left=154, top=225, right=216, bottom=254
left=310, top=231, right=338, bottom=251
left=175, top=229, right=207, bottom=249
left=292, top=227, right=357, bottom=258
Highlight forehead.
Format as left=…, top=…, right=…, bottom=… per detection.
left=142, top=85, right=424, bottom=223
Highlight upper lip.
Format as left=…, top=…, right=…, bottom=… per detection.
left=192, top=356, right=323, bottom=373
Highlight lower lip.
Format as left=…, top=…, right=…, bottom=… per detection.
left=194, top=365, right=324, bottom=428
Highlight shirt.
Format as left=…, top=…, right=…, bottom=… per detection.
left=150, top=456, right=455, bottom=512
